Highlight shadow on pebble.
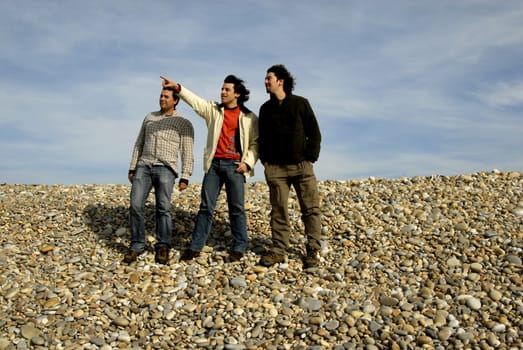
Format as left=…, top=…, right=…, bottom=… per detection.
left=83, top=203, right=237, bottom=255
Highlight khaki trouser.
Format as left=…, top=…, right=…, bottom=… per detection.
left=264, top=161, right=321, bottom=255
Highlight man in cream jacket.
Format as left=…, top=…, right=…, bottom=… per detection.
left=161, top=74, right=258, bottom=262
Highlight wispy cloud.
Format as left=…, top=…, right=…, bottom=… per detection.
left=478, top=81, right=523, bottom=107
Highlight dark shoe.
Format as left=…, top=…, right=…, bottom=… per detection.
left=155, top=245, right=169, bottom=264
left=259, top=251, right=284, bottom=267
left=180, top=249, right=200, bottom=261
left=123, top=249, right=144, bottom=264
left=228, top=251, right=244, bottom=262
left=304, top=247, right=319, bottom=269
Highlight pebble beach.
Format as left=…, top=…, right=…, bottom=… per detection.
left=0, top=170, right=522, bottom=350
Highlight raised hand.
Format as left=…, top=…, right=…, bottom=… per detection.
left=160, top=75, right=175, bottom=88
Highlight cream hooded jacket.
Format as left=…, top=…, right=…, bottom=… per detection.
left=178, top=86, right=259, bottom=178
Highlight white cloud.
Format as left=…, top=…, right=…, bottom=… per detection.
left=479, top=81, right=523, bottom=107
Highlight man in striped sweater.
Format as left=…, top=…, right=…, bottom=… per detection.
left=124, top=86, right=194, bottom=265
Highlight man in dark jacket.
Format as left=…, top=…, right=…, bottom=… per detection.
left=258, top=64, right=322, bottom=268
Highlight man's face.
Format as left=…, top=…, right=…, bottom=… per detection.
left=264, top=72, right=282, bottom=94
left=221, top=83, right=239, bottom=106
left=159, top=89, right=178, bottom=112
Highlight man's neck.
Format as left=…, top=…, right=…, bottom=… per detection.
left=271, top=90, right=287, bottom=105
left=224, top=102, right=238, bottom=109
left=272, top=90, right=286, bottom=103
left=162, top=108, right=175, bottom=115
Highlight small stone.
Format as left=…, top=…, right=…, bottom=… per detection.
left=252, top=266, right=267, bottom=273
left=230, top=276, right=247, bottom=288
left=118, top=331, right=131, bottom=342
left=112, top=316, right=129, bottom=327
left=504, top=254, right=522, bottom=266
left=224, top=345, right=246, bottom=350
left=487, top=333, right=501, bottom=347
left=447, top=257, right=461, bottom=267
left=317, top=328, right=329, bottom=337
left=193, top=338, right=209, bottom=346
left=115, top=227, right=127, bottom=236
left=276, top=316, right=291, bottom=327
left=438, top=327, right=453, bottom=341
left=309, top=316, right=324, bottom=325
left=454, top=222, right=468, bottom=231
left=129, top=272, right=141, bottom=283
left=379, top=296, right=399, bottom=307
left=44, top=296, right=60, bottom=309
left=489, top=289, right=502, bottom=301
left=401, top=224, right=416, bottom=233
left=363, top=303, right=376, bottom=314
left=466, top=297, right=481, bottom=310
left=307, top=299, right=322, bottom=312
left=457, top=331, right=474, bottom=341
left=294, top=328, right=311, bottom=336
left=183, top=303, right=197, bottom=312
left=0, top=338, right=11, bottom=349
left=369, top=321, right=382, bottom=333
left=434, top=310, right=447, bottom=326
left=30, top=336, right=46, bottom=346
left=39, top=245, right=54, bottom=253
left=90, top=337, right=105, bottom=346
left=491, top=323, right=506, bottom=332
left=470, top=262, right=482, bottom=272
left=416, top=336, right=432, bottom=346
left=21, top=324, right=40, bottom=339
left=5, top=287, right=18, bottom=299
left=325, top=319, right=340, bottom=331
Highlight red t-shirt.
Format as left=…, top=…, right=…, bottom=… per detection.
left=214, top=106, right=241, bottom=160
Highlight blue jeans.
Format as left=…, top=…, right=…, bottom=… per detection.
left=129, top=165, right=176, bottom=252
left=190, top=159, right=248, bottom=253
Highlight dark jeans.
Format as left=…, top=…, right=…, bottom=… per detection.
left=129, top=165, right=176, bottom=252
left=264, top=161, right=321, bottom=255
left=190, top=159, right=248, bottom=253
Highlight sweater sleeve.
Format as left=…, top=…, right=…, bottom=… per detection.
left=178, top=86, right=217, bottom=124
left=242, top=113, right=259, bottom=171
left=179, top=119, right=195, bottom=180
left=129, top=116, right=147, bottom=170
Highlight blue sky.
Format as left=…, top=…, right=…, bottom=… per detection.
left=1, top=0, right=522, bottom=184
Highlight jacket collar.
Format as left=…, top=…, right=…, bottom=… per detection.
left=216, top=102, right=251, bottom=114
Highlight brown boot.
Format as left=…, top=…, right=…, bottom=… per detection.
left=259, top=251, right=284, bottom=267
left=123, top=249, right=144, bottom=264
left=180, top=249, right=200, bottom=262
left=228, top=251, right=244, bottom=262
left=304, top=246, right=319, bottom=269
left=155, top=245, right=169, bottom=264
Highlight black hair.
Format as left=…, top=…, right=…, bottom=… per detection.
left=267, top=64, right=295, bottom=95
left=162, top=86, right=179, bottom=100
left=224, top=75, right=250, bottom=105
